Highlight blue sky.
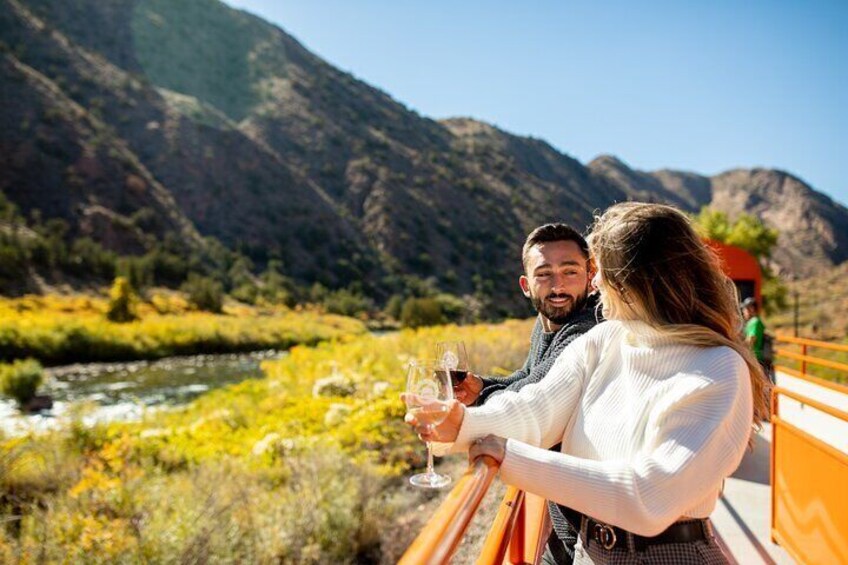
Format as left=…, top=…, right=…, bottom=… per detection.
left=224, top=1, right=848, bottom=206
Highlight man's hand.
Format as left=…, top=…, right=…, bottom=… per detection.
left=469, top=434, right=507, bottom=464
left=454, top=372, right=484, bottom=405
left=403, top=397, right=465, bottom=443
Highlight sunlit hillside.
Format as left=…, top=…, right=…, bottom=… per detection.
left=770, top=263, right=848, bottom=341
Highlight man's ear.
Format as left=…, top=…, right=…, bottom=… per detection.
left=586, top=257, right=596, bottom=283
left=519, top=275, right=531, bottom=298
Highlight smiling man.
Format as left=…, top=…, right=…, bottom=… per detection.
left=452, top=222, right=602, bottom=564
left=454, top=223, right=601, bottom=405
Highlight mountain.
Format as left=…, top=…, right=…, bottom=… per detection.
left=588, top=156, right=848, bottom=277
left=1, top=0, right=846, bottom=310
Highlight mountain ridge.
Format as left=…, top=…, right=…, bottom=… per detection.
left=2, top=0, right=845, bottom=310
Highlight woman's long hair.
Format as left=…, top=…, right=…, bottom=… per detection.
left=588, top=202, right=770, bottom=427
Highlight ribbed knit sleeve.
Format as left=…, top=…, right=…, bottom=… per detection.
left=498, top=350, right=753, bottom=536
left=452, top=331, right=593, bottom=452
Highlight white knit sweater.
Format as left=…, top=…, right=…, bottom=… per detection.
left=452, top=320, right=753, bottom=537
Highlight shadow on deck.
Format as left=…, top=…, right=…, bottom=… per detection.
left=712, top=424, right=794, bottom=564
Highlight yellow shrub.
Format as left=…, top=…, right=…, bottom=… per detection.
left=1, top=317, right=534, bottom=562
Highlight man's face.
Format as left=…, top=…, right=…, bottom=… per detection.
left=520, top=240, right=592, bottom=327
left=743, top=306, right=755, bottom=320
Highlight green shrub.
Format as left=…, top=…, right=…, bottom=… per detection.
left=231, top=282, right=259, bottom=304
left=258, top=261, right=297, bottom=306
left=400, top=297, right=444, bottom=328
left=106, top=277, right=138, bottom=322
left=0, top=358, right=44, bottom=406
left=117, top=256, right=154, bottom=291
left=434, top=293, right=467, bottom=323
left=323, top=288, right=373, bottom=317
left=182, top=274, right=224, bottom=313
left=384, top=294, right=404, bottom=320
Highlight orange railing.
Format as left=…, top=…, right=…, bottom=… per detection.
left=770, top=386, right=848, bottom=564
left=771, top=335, right=848, bottom=564
left=399, top=456, right=500, bottom=564
left=401, top=336, right=848, bottom=564
left=398, top=457, right=547, bottom=565
left=478, top=489, right=547, bottom=564
left=774, top=334, right=848, bottom=390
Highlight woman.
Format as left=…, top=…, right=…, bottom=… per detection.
left=408, top=203, right=769, bottom=564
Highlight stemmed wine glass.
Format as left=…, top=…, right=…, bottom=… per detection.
left=404, top=360, right=453, bottom=488
left=435, top=341, right=470, bottom=386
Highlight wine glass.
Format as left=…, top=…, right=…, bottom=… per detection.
left=405, top=360, right=454, bottom=489
left=435, top=341, right=470, bottom=386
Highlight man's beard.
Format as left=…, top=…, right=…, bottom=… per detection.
left=530, top=289, right=589, bottom=325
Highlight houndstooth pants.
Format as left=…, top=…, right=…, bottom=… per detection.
left=543, top=518, right=729, bottom=565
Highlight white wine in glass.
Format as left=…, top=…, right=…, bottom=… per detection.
left=405, top=360, right=453, bottom=489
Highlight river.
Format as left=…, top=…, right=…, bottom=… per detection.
left=0, top=350, right=285, bottom=436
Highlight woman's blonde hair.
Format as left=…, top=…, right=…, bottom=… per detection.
left=589, top=202, right=770, bottom=427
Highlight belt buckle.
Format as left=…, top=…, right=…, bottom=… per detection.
left=592, top=522, right=617, bottom=550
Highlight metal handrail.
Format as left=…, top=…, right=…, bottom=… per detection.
left=775, top=334, right=848, bottom=353
left=775, top=348, right=848, bottom=373
left=399, top=456, right=500, bottom=565
left=773, top=334, right=848, bottom=391
left=774, top=365, right=848, bottom=393
left=772, top=386, right=848, bottom=422
left=477, top=486, right=526, bottom=564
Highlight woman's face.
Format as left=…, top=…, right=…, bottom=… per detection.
left=591, top=257, right=633, bottom=321
left=591, top=259, right=613, bottom=320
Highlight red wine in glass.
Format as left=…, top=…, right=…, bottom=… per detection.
left=435, top=342, right=470, bottom=387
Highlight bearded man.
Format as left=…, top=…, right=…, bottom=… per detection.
left=452, top=222, right=602, bottom=564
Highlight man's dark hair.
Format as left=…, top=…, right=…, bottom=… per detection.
left=521, top=223, right=589, bottom=272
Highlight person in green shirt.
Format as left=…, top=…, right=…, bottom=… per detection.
left=741, top=297, right=765, bottom=362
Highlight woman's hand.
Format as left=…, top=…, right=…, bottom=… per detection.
left=468, top=434, right=507, bottom=464
left=403, top=397, right=465, bottom=443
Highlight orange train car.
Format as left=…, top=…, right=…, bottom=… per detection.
left=705, top=239, right=762, bottom=307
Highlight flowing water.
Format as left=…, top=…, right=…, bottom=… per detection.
left=0, top=350, right=285, bottom=436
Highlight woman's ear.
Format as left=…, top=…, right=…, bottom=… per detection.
left=587, top=257, right=596, bottom=286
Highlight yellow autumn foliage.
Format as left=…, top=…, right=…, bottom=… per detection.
left=0, top=293, right=367, bottom=364
left=0, top=318, right=533, bottom=562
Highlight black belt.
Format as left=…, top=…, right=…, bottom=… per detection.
left=558, top=506, right=710, bottom=551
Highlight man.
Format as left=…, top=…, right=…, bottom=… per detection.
left=742, top=296, right=772, bottom=379
left=453, top=223, right=602, bottom=563
left=741, top=297, right=764, bottom=358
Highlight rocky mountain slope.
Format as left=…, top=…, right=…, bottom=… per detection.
left=1, top=0, right=845, bottom=309
left=588, top=156, right=848, bottom=277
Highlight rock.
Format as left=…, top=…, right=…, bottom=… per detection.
left=312, top=375, right=356, bottom=398
left=23, top=394, right=53, bottom=413
left=324, top=403, right=353, bottom=427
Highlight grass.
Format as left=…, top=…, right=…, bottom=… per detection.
left=0, top=292, right=367, bottom=365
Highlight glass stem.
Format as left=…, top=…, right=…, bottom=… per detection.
left=426, top=441, right=435, bottom=476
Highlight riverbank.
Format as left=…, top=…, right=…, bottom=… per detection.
left=0, top=293, right=367, bottom=365
left=0, top=320, right=531, bottom=562
left=0, top=349, right=284, bottom=437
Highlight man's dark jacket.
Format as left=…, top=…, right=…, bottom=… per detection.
left=476, top=293, right=602, bottom=560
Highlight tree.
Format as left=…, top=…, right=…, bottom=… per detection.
left=400, top=297, right=444, bottom=328
left=694, top=208, right=778, bottom=259
left=693, top=207, right=786, bottom=314
left=0, top=359, right=44, bottom=407
left=182, top=274, right=224, bottom=313
left=384, top=294, right=404, bottom=320
left=106, top=277, right=139, bottom=322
